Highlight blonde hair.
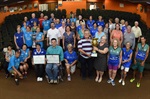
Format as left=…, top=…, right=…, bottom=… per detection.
left=111, top=38, right=120, bottom=47
left=67, top=44, right=73, bottom=48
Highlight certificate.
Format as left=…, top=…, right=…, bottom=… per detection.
left=33, top=55, right=45, bottom=64
left=46, top=55, right=60, bottom=63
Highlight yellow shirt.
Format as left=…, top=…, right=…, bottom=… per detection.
left=131, top=26, right=142, bottom=38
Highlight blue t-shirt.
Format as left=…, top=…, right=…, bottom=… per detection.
left=33, top=48, right=46, bottom=55
left=49, top=18, right=55, bottom=23
left=36, top=32, right=43, bottom=48
left=21, top=26, right=27, bottom=33
left=20, top=49, right=30, bottom=62
left=96, top=20, right=105, bottom=28
left=14, top=32, right=24, bottom=49
left=55, top=23, right=62, bottom=29
left=86, top=20, right=95, bottom=29
left=90, top=28, right=98, bottom=38
left=64, top=51, right=78, bottom=64
left=24, top=31, right=33, bottom=47
left=122, top=48, right=133, bottom=67
left=70, top=18, right=77, bottom=23
left=30, top=18, right=39, bottom=27
left=8, top=55, right=21, bottom=71
left=42, top=20, right=50, bottom=31
left=76, top=25, right=81, bottom=32
left=95, top=32, right=105, bottom=42
left=122, top=26, right=127, bottom=34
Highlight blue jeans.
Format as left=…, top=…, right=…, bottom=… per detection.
left=45, top=63, right=59, bottom=80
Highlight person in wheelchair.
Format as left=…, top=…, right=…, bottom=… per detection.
left=7, top=50, right=23, bottom=85
left=64, top=44, right=77, bottom=81
left=45, top=38, right=64, bottom=84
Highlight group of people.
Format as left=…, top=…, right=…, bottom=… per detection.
left=3, top=12, right=149, bottom=88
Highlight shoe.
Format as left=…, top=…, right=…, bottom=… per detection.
left=39, top=77, right=43, bottom=81
left=45, top=75, right=50, bottom=83
left=37, top=77, right=40, bottom=82
left=15, top=79, right=19, bottom=85
left=5, top=74, right=9, bottom=78
left=98, top=77, right=102, bottom=83
left=53, top=80, right=58, bottom=84
left=95, top=77, right=99, bottom=82
left=119, top=79, right=122, bottom=83
left=107, top=79, right=112, bottom=84
left=111, top=81, right=115, bottom=86
left=137, top=83, right=140, bottom=88
left=50, top=80, right=54, bottom=84
left=67, top=76, right=71, bottom=81
left=130, top=78, right=135, bottom=83
left=122, top=81, right=125, bottom=86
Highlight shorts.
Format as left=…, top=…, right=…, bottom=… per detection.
left=70, top=65, right=76, bottom=74
left=121, top=66, right=129, bottom=72
left=108, top=64, right=118, bottom=70
left=132, top=62, right=144, bottom=73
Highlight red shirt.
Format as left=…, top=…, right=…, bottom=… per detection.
left=39, top=17, right=44, bottom=28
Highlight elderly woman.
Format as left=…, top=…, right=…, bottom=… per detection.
left=107, top=39, right=122, bottom=86
left=20, top=44, right=30, bottom=77
left=4, top=45, right=15, bottom=78
left=64, top=44, right=78, bottom=81
left=77, top=22, right=86, bottom=40
left=93, top=36, right=108, bottom=83
left=62, top=26, right=76, bottom=51
left=35, top=27, right=44, bottom=48
left=78, top=30, right=93, bottom=80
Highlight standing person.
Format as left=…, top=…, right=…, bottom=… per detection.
left=78, top=30, right=93, bottom=80
left=93, top=36, right=108, bottom=83
left=95, top=26, right=105, bottom=43
left=32, top=44, right=46, bottom=82
left=76, top=15, right=85, bottom=27
left=86, top=15, right=95, bottom=29
left=96, top=16, right=105, bottom=28
left=39, top=13, right=44, bottom=31
left=21, top=21, right=27, bottom=33
left=4, top=45, right=15, bottom=78
left=66, top=18, right=71, bottom=26
left=130, top=36, right=149, bottom=88
left=14, top=26, right=25, bottom=49
left=47, top=22, right=61, bottom=46
left=55, top=19, right=62, bottom=29
left=62, top=26, right=76, bottom=51
left=35, top=27, right=44, bottom=48
left=131, top=21, right=142, bottom=43
left=42, top=16, right=50, bottom=37
left=120, top=19, right=126, bottom=34
left=70, top=22, right=76, bottom=34
left=23, top=16, right=30, bottom=26
left=58, top=21, right=66, bottom=46
left=49, top=13, right=55, bottom=23
left=123, top=25, right=135, bottom=50
left=108, top=18, right=114, bottom=33
left=113, top=17, right=120, bottom=29
left=30, top=13, right=39, bottom=27
left=24, top=26, right=33, bottom=49
left=107, top=39, right=122, bottom=86
left=119, top=42, right=133, bottom=86
left=45, top=38, right=64, bottom=84
left=90, top=22, right=98, bottom=38
left=77, top=22, right=86, bottom=40
left=110, top=23, right=123, bottom=46
left=70, top=13, right=77, bottom=23
left=103, top=23, right=109, bottom=43
left=7, top=50, right=23, bottom=85
left=31, top=22, right=38, bottom=33
left=64, top=44, right=78, bottom=81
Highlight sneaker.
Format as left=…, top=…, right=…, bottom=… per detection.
left=122, top=81, right=125, bottom=86
left=53, top=80, right=58, bottom=84
left=15, top=79, right=19, bottom=85
left=45, top=75, right=50, bottom=83
left=67, top=76, right=71, bottom=81
left=5, top=74, right=9, bottom=79
left=50, top=80, right=54, bottom=84
left=98, top=77, right=102, bottom=83
left=111, top=81, right=115, bottom=86
left=107, top=79, right=112, bottom=84
left=39, top=77, right=43, bottom=81
left=119, top=79, right=122, bottom=83
left=95, top=77, right=99, bottom=82
left=130, top=78, right=135, bottom=83
left=36, top=77, right=40, bottom=82
left=137, top=83, right=140, bottom=88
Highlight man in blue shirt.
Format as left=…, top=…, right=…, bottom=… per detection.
left=7, top=50, right=23, bottom=85
left=30, top=13, right=39, bottom=27
left=49, top=13, right=55, bottom=23
left=45, top=38, right=64, bottom=84
left=42, top=15, right=50, bottom=36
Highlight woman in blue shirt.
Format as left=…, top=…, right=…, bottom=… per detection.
left=86, top=15, right=95, bottom=29
left=64, top=44, right=77, bottom=81
left=77, top=22, right=86, bottom=40
left=35, top=27, right=44, bottom=48
left=24, top=26, right=33, bottom=49
left=90, top=22, right=98, bottom=38
left=95, top=26, right=105, bottom=43
left=14, top=26, right=25, bottom=49
left=20, top=44, right=30, bottom=77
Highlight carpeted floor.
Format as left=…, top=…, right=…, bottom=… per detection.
left=0, top=68, right=150, bottom=99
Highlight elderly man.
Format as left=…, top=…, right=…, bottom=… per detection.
left=29, top=13, right=39, bottom=27
left=131, top=21, right=142, bottom=43
left=123, top=25, right=135, bottom=50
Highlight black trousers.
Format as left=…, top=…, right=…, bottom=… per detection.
left=4, top=60, right=9, bottom=74
left=34, top=64, right=44, bottom=77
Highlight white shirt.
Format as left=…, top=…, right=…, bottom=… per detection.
left=47, top=28, right=61, bottom=45
left=58, top=26, right=65, bottom=39
left=131, top=26, right=142, bottom=38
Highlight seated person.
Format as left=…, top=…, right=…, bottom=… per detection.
left=20, top=44, right=30, bottom=77
left=45, top=38, right=64, bottom=84
left=32, top=44, right=46, bottom=82
left=7, top=50, right=23, bottom=85
left=64, top=44, right=77, bottom=81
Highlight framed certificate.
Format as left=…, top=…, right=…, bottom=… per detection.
left=46, top=55, right=60, bottom=63
left=33, top=55, right=45, bottom=64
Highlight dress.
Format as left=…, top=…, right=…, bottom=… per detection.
left=94, top=43, right=108, bottom=71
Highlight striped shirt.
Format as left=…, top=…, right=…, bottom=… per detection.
left=78, top=38, right=93, bottom=59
